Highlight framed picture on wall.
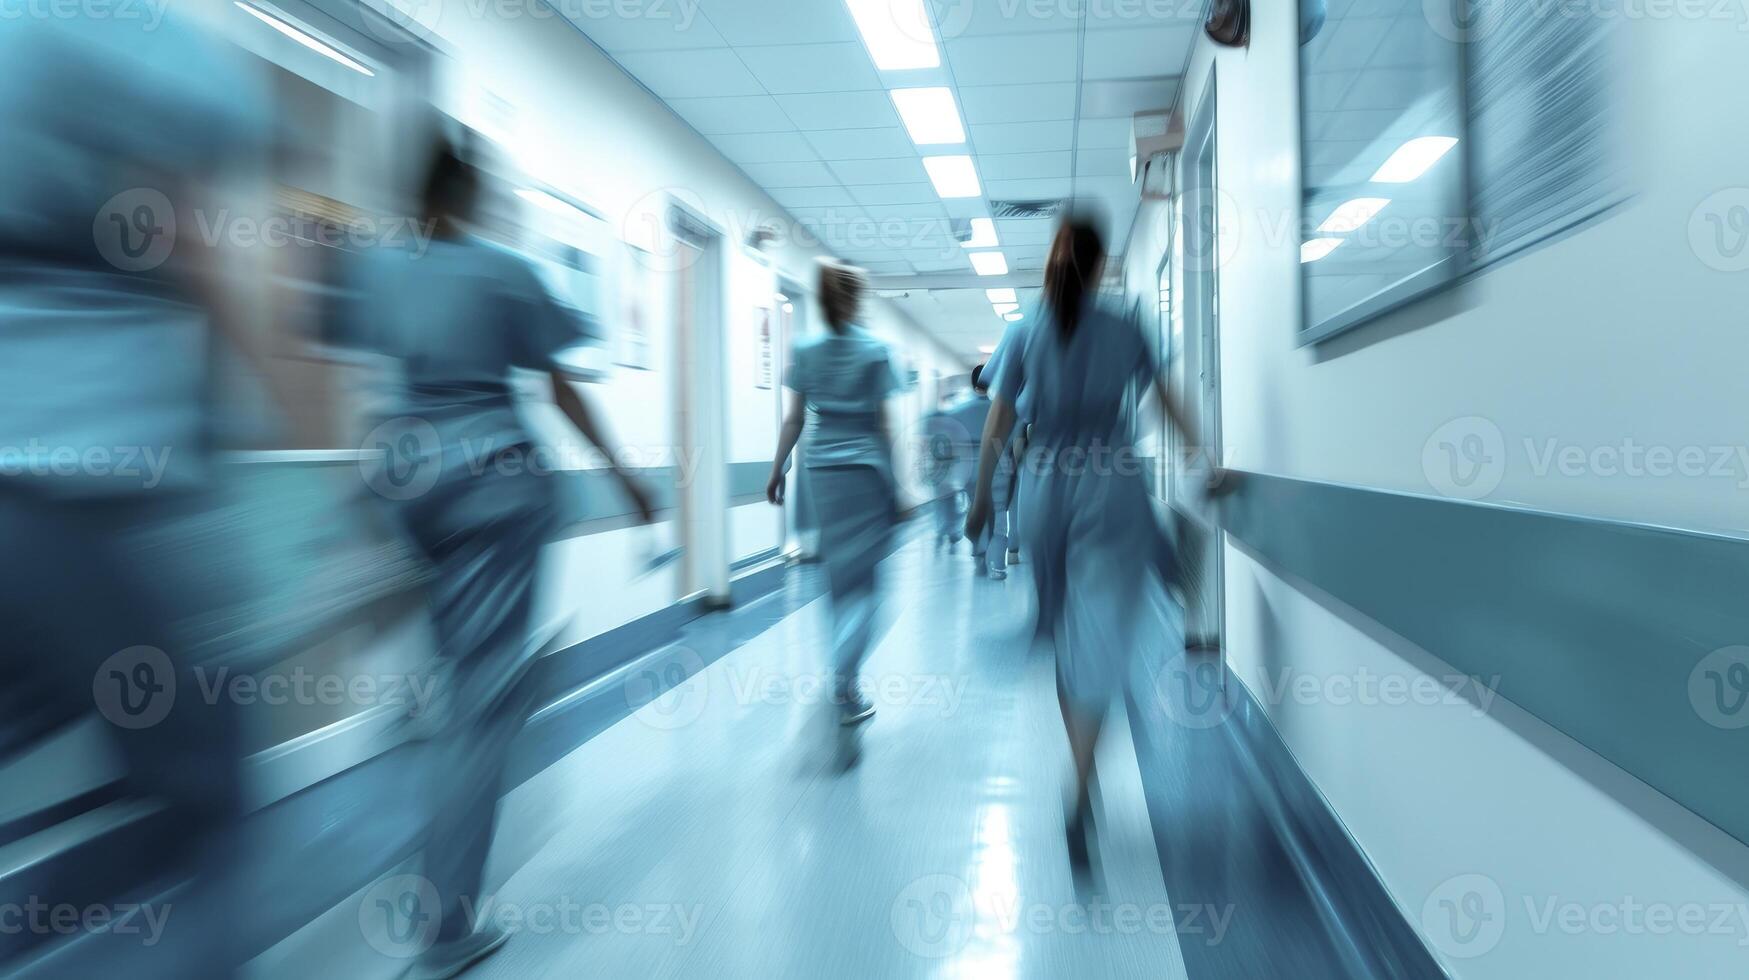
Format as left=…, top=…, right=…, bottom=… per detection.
left=616, top=241, right=656, bottom=370
left=753, top=306, right=774, bottom=389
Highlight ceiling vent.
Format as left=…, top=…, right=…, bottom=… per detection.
left=990, top=199, right=1065, bottom=220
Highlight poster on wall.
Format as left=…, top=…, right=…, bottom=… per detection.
left=616, top=241, right=656, bottom=370
left=754, top=307, right=774, bottom=389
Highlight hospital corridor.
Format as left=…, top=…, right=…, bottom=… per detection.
left=3, top=1, right=1748, bottom=978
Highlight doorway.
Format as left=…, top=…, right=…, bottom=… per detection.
left=1175, top=73, right=1225, bottom=658
left=670, top=202, right=730, bottom=607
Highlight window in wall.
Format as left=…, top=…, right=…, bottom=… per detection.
left=1297, top=0, right=1624, bottom=342
left=1298, top=0, right=1468, bottom=341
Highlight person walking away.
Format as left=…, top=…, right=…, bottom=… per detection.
left=767, top=260, right=902, bottom=769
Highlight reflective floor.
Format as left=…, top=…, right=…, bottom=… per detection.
left=257, top=536, right=1193, bottom=978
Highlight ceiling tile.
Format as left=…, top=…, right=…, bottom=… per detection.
left=1072, top=175, right=1139, bottom=207
left=668, top=95, right=795, bottom=134
left=740, top=160, right=839, bottom=187
left=1079, top=78, right=1176, bottom=118
left=849, top=182, right=940, bottom=206
left=711, top=132, right=818, bottom=163
left=1080, top=25, right=1199, bottom=81
left=614, top=49, right=764, bottom=98
left=790, top=203, right=871, bottom=227
left=968, top=120, right=1075, bottom=154
left=1075, top=147, right=1131, bottom=178
left=1303, top=15, right=1392, bottom=71
left=1315, top=109, right=1402, bottom=143
left=828, top=157, right=930, bottom=186
left=912, top=254, right=973, bottom=273
left=565, top=9, right=727, bottom=50
left=1075, top=116, right=1131, bottom=150
left=737, top=42, right=884, bottom=93
left=1302, top=71, right=1359, bottom=113
left=1340, top=69, right=1423, bottom=110
left=861, top=202, right=950, bottom=222
left=776, top=91, right=902, bottom=130
left=995, top=218, right=1056, bottom=245
left=980, top=151, right=1072, bottom=181
left=942, top=2, right=1081, bottom=37
left=959, top=83, right=1078, bottom=124
left=858, top=259, right=917, bottom=275
left=802, top=127, right=919, bottom=160
left=941, top=197, right=988, bottom=219
left=944, top=33, right=1078, bottom=85
left=769, top=185, right=857, bottom=208
left=695, top=0, right=859, bottom=45
left=985, top=177, right=1073, bottom=201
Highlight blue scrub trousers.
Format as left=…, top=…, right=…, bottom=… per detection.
left=809, top=465, right=895, bottom=699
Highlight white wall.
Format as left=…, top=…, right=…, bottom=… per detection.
left=420, top=0, right=961, bottom=638
left=1124, top=6, right=1749, bottom=977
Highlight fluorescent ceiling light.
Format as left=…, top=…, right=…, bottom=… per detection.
left=923, top=156, right=982, bottom=199
left=1300, top=237, right=1344, bottom=263
left=891, top=87, right=965, bottom=145
left=1004, top=312, right=1024, bottom=321
left=979, top=344, right=998, bottom=354
left=236, top=3, right=375, bottom=76
left=985, top=288, right=1016, bottom=304
left=516, top=188, right=594, bottom=224
left=969, top=251, right=1008, bottom=276
left=774, top=292, right=790, bottom=303
left=992, top=302, right=1019, bottom=315
left=844, top=0, right=940, bottom=70
left=961, top=218, right=999, bottom=249
left=1317, top=197, right=1390, bottom=234
left=1370, top=136, right=1458, bottom=183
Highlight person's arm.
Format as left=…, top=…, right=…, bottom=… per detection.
left=550, top=369, right=655, bottom=522
left=1149, top=375, right=1233, bottom=496
left=768, top=390, right=806, bottom=504
left=964, top=396, right=1018, bottom=539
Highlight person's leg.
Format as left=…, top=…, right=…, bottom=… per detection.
left=421, top=678, right=537, bottom=943
left=408, top=505, right=545, bottom=973
left=0, top=493, right=252, bottom=978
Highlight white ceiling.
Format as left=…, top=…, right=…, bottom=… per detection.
left=562, top=0, right=1200, bottom=360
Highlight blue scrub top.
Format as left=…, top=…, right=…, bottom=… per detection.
left=993, top=297, right=1161, bottom=454
left=786, top=326, right=902, bottom=470
left=348, top=237, right=595, bottom=473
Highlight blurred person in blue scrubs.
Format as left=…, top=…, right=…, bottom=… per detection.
left=966, top=209, right=1209, bottom=883
left=340, top=141, right=655, bottom=978
left=767, top=259, right=902, bottom=768
left=945, top=363, right=1016, bottom=579
left=0, top=13, right=304, bottom=978
left=982, top=316, right=1033, bottom=571
left=920, top=390, right=963, bottom=550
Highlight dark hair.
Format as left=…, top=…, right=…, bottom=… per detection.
left=419, top=140, right=479, bottom=227
left=817, top=258, right=867, bottom=334
left=970, top=362, right=989, bottom=392
left=1044, top=210, right=1107, bottom=339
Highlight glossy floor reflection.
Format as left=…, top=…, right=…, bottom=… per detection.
left=258, top=533, right=1192, bottom=978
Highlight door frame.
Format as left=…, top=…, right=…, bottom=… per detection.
left=1177, top=69, right=1226, bottom=659
left=668, top=198, right=731, bottom=607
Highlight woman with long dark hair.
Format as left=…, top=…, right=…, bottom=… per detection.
left=768, top=259, right=902, bottom=768
left=966, top=209, right=1201, bottom=880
